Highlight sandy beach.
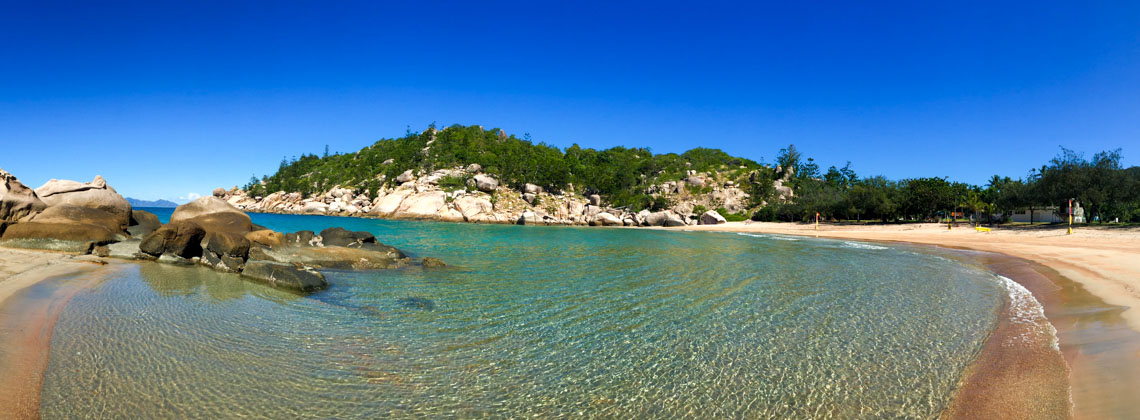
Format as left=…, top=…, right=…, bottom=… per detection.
left=0, top=248, right=108, bottom=419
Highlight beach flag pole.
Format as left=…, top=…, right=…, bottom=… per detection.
left=1068, top=199, right=1073, bottom=235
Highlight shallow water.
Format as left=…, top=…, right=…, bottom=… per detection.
left=41, top=214, right=1016, bottom=418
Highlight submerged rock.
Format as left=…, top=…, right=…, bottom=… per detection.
left=319, top=227, right=375, bottom=247
left=422, top=257, right=446, bottom=268
left=241, top=261, right=328, bottom=292
left=396, top=296, right=435, bottom=311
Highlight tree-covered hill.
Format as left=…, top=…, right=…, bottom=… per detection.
left=245, top=124, right=768, bottom=210
left=245, top=124, right=1140, bottom=223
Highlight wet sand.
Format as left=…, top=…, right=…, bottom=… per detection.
left=670, top=222, right=1140, bottom=419
left=0, top=248, right=116, bottom=419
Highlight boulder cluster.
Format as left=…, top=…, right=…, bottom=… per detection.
left=0, top=169, right=429, bottom=293
left=221, top=165, right=749, bottom=227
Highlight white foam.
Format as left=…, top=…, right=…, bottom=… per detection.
left=842, top=241, right=888, bottom=250
left=735, top=233, right=768, bottom=238
left=995, top=275, right=1060, bottom=351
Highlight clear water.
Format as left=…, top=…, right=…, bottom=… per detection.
left=41, top=212, right=1007, bottom=418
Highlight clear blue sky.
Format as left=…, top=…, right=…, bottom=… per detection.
left=2, top=1, right=1138, bottom=201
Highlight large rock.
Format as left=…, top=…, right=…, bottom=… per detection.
left=1, top=204, right=130, bottom=252
left=643, top=211, right=671, bottom=227
left=250, top=244, right=406, bottom=270
left=396, top=191, right=447, bottom=218
left=246, top=229, right=286, bottom=248
left=663, top=214, right=687, bottom=227
left=241, top=261, right=328, bottom=293
left=0, top=169, right=47, bottom=223
left=396, top=169, right=415, bottom=183
left=524, top=183, right=543, bottom=194
left=453, top=195, right=496, bottom=222
left=128, top=210, right=161, bottom=237
left=31, top=204, right=128, bottom=233
left=205, top=231, right=251, bottom=258
left=370, top=189, right=411, bottom=216
left=302, top=201, right=328, bottom=214
left=699, top=210, right=727, bottom=225
left=170, top=197, right=254, bottom=236
left=35, top=175, right=132, bottom=228
left=212, top=188, right=227, bottom=197
left=171, top=196, right=247, bottom=224
left=0, top=222, right=117, bottom=253
left=318, top=227, right=376, bottom=247
left=517, top=210, right=540, bottom=225
left=474, top=174, right=499, bottom=192
left=139, top=221, right=206, bottom=258
left=588, top=194, right=602, bottom=206
left=595, top=212, right=623, bottom=226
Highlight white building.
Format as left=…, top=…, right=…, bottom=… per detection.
left=1007, top=207, right=1066, bottom=223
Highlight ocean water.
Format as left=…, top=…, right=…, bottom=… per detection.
left=40, top=212, right=1012, bottom=418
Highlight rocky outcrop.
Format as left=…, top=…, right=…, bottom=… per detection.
left=215, top=161, right=796, bottom=228
left=0, top=170, right=432, bottom=295
left=0, top=169, right=46, bottom=223
left=35, top=175, right=132, bottom=229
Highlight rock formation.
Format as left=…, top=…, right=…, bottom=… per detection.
left=0, top=169, right=432, bottom=294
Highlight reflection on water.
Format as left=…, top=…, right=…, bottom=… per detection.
left=42, top=217, right=1010, bottom=418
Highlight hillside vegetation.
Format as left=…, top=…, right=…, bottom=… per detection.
left=245, top=124, right=1140, bottom=223
left=245, top=124, right=772, bottom=211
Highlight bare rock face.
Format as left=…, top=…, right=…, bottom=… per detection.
left=370, top=189, right=412, bottom=216
left=396, top=191, right=447, bottom=218
left=35, top=175, right=132, bottom=228
left=0, top=169, right=47, bottom=223
left=474, top=174, right=499, bottom=192
left=396, top=169, right=415, bottom=183
left=453, top=195, right=496, bottom=222
left=699, top=210, right=727, bottom=225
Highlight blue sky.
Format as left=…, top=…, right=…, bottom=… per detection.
left=2, top=1, right=1138, bottom=201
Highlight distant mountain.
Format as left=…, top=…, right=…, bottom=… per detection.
left=126, top=197, right=179, bottom=208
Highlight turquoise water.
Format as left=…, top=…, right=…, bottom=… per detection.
left=40, top=212, right=1008, bottom=418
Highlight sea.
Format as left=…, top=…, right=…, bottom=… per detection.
left=35, top=209, right=1041, bottom=418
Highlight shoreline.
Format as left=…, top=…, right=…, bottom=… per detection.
left=666, top=221, right=1140, bottom=418
left=0, top=248, right=114, bottom=418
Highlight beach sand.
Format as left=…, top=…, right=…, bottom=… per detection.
left=670, top=221, right=1140, bottom=419
left=0, top=248, right=112, bottom=419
